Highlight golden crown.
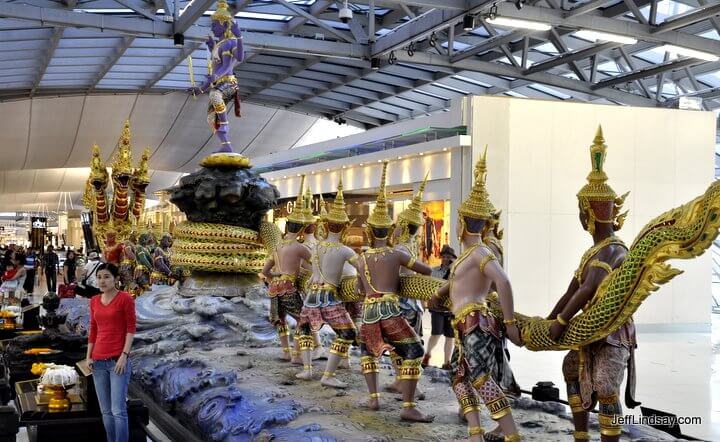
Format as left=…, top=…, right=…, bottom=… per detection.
left=458, top=146, right=495, bottom=220
left=398, top=171, right=429, bottom=227
left=301, top=185, right=317, bottom=225
left=326, top=177, right=350, bottom=224
left=287, top=175, right=309, bottom=224
left=577, top=125, right=618, bottom=202
left=367, top=161, right=394, bottom=228
left=211, top=0, right=234, bottom=24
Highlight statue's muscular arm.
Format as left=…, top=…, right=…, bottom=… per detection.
left=298, top=243, right=311, bottom=272
left=261, top=255, right=277, bottom=280
left=396, top=249, right=432, bottom=275
left=547, top=277, right=581, bottom=320
left=482, top=251, right=522, bottom=346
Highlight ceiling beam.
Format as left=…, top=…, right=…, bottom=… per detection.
left=524, top=41, right=620, bottom=75
left=88, top=36, right=135, bottom=91
left=395, top=51, right=658, bottom=106
left=653, top=3, right=720, bottom=33
left=30, top=27, right=63, bottom=97
left=242, top=56, right=322, bottom=102
left=565, top=0, right=617, bottom=17
left=371, top=0, right=495, bottom=56
left=451, top=29, right=533, bottom=63
left=622, top=0, right=649, bottom=25
left=287, top=0, right=332, bottom=32
left=174, top=0, right=215, bottom=35
left=143, top=42, right=201, bottom=91
left=592, top=57, right=701, bottom=89
left=113, top=0, right=161, bottom=21
left=273, top=0, right=353, bottom=43
left=0, top=3, right=367, bottom=59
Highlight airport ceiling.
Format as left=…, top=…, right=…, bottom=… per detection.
left=0, top=0, right=719, bottom=211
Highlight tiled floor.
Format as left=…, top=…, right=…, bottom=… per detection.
left=423, top=315, right=720, bottom=441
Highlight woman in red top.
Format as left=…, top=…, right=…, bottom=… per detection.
left=86, top=263, right=136, bottom=442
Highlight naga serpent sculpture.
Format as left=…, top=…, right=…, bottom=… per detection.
left=309, top=179, right=720, bottom=352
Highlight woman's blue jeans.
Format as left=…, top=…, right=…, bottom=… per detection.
left=92, top=358, right=131, bottom=442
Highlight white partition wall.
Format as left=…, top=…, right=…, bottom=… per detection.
left=469, top=96, right=716, bottom=328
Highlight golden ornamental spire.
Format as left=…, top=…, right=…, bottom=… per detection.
left=301, top=185, right=316, bottom=225
left=112, top=120, right=134, bottom=174
left=367, top=161, right=393, bottom=227
left=458, top=146, right=495, bottom=220
left=212, top=0, right=234, bottom=24
left=287, top=175, right=308, bottom=224
left=327, top=176, right=350, bottom=224
left=398, top=171, right=429, bottom=226
left=133, top=147, right=151, bottom=185
left=577, top=125, right=617, bottom=202
left=318, top=193, right=328, bottom=221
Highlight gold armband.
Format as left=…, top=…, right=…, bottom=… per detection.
left=589, top=259, right=613, bottom=275
left=406, top=256, right=416, bottom=268
left=556, top=314, right=569, bottom=326
left=503, top=318, right=517, bottom=326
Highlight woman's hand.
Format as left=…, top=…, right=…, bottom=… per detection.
left=87, top=358, right=94, bottom=373
left=114, top=354, right=128, bottom=375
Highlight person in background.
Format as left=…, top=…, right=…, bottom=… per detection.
left=23, top=248, right=37, bottom=296
left=1, top=253, right=27, bottom=303
left=63, top=250, right=78, bottom=285
left=423, top=245, right=456, bottom=369
left=86, top=263, right=136, bottom=442
left=43, top=245, right=60, bottom=294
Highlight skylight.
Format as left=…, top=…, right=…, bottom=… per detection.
left=528, top=83, right=571, bottom=99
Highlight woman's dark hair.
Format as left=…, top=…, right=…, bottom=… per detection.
left=407, top=224, right=419, bottom=235
left=286, top=221, right=304, bottom=234
left=66, top=251, right=76, bottom=260
left=96, top=263, right=119, bottom=279
left=13, top=253, right=26, bottom=267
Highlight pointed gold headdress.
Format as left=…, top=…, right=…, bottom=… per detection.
left=301, top=185, right=317, bottom=225
left=326, top=177, right=350, bottom=224
left=211, top=0, right=234, bottom=24
left=577, top=126, right=617, bottom=202
left=367, top=161, right=394, bottom=228
left=111, top=120, right=133, bottom=175
left=398, top=171, right=429, bottom=226
left=318, top=193, right=328, bottom=221
left=577, top=126, right=629, bottom=233
left=458, top=146, right=495, bottom=220
left=287, top=175, right=308, bottom=224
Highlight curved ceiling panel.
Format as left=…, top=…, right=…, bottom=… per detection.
left=64, top=94, right=138, bottom=167
left=26, top=96, right=85, bottom=169
left=0, top=99, right=31, bottom=171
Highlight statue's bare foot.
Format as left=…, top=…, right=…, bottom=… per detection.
left=312, top=347, right=328, bottom=360
left=320, top=376, right=348, bottom=389
left=360, top=397, right=380, bottom=411
left=383, top=382, right=402, bottom=394
left=338, top=358, right=350, bottom=369
left=400, top=408, right=435, bottom=423
left=291, top=356, right=303, bottom=365
left=482, top=426, right=503, bottom=441
left=214, top=145, right=233, bottom=153
left=295, top=370, right=313, bottom=381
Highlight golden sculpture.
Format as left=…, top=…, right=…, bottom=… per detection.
left=83, top=121, right=152, bottom=247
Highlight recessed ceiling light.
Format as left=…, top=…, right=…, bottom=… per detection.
left=326, top=168, right=330, bottom=172
left=486, top=16, right=551, bottom=31
left=296, top=174, right=300, bottom=177
left=283, top=176, right=287, bottom=179
left=359, top=163, right=364, bottom=166
left=397, top=156, right=402, bottom=160
left=419, top=152, right=424, bottom=156
left=442, top=148, right=448, bottom=151
left=377, top=160, right=382, bottom=163
left=311, top=171, right=315, bottom=174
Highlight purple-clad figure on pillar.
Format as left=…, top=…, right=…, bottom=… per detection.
left=187, top=0, right=244, bottom=153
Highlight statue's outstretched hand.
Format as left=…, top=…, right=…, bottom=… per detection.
left=206, top=35, right=215, bottom=50
left=231, top=22, right=241, bottom=37
left=549, top=320, right=566, bottom=342
left=188, top=86, right=204, bottom=96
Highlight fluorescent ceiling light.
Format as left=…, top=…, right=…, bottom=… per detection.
left=661, top=45, right=719, bottom=62
left=574, top=30, right=637, bottom=45
left=485, top=16, right=551, bottom=31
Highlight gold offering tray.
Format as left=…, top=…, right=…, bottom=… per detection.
left=35, top=391, right=83, bottom=406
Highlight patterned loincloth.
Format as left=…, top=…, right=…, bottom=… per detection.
left=269, top=290, right=304, bottom=326
left=562, top=325, right=638, bottom=410
left=360, top=314, right=423, bottom=360
left=297, top=303, right=356, bottom=340
left=451, top=304, right=520, bottom=397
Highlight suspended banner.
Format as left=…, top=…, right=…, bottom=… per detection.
left=30, top=217, right=47, bottom=250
